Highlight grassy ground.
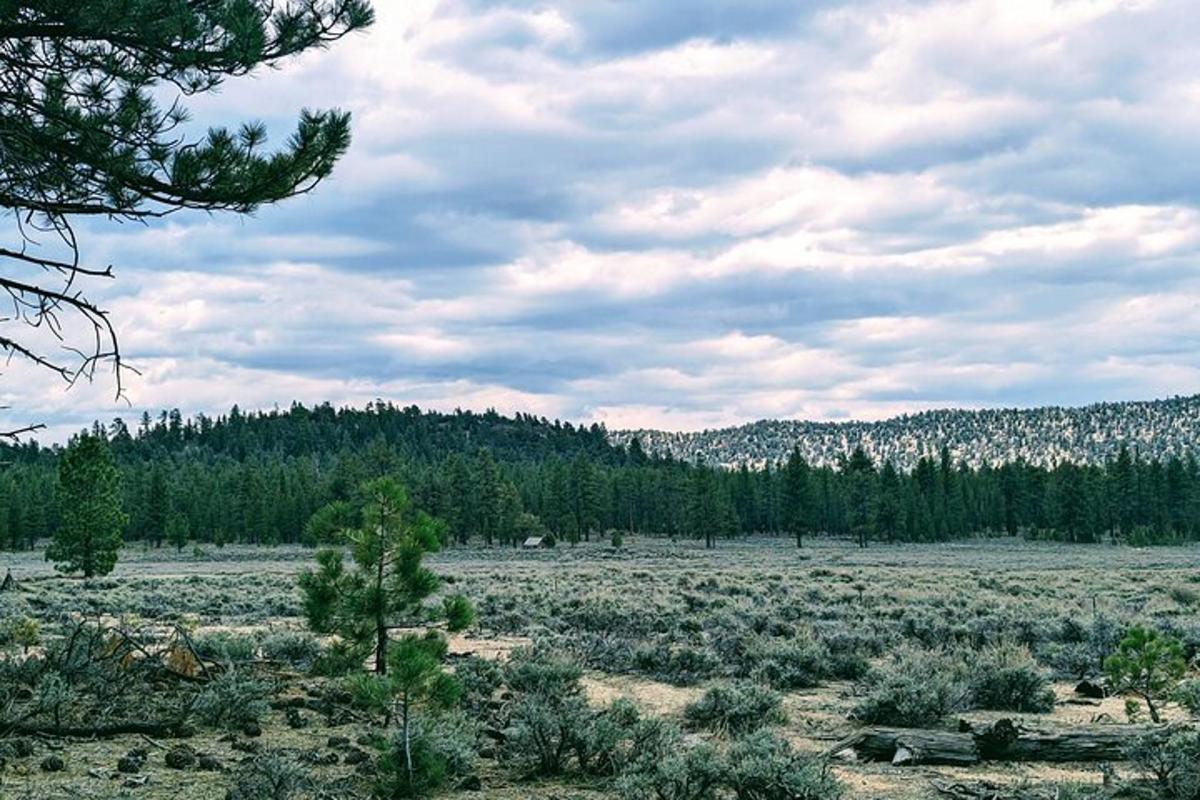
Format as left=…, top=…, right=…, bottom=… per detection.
left=2, top=536, right=1198, bottom=798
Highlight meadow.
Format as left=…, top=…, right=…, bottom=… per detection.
left=2, top=536, right=1199, bottom=799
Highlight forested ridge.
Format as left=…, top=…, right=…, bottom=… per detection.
left=4, top=401, right=1200, bottom=550
left=616, top=394, right=1200, bottom=470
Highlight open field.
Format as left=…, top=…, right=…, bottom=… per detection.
left=3, top=536, right=1200, bottom=799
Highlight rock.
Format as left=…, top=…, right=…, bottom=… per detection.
left=1075, top=679, right=1108, bottom=699
left=40, top=755, right=65, bottom=772
left=123, top=774, right=151, bottom=789
left=478, top=746, right=496, bottom=760
left=117, top=755, right=143, bottom=774
left=300, top=749, right=338, bottom=766
left=326, top=735, right=350, bottom=749
left=241, top=721, right=262, bottom=737
left=164, top=746, right=195, bottom=770
left=231, top=739, right=261, bottom=754
left=342, top=748, right=368, bottom=765
left=456, top=775, right=482, bottom=791
left=285, top=707, right=308, bottom=729
left=480, top=726, right=506, bottom=744
left=354, top=760, right=377, bottom=777
left=197, top=754, right=224, bottom=772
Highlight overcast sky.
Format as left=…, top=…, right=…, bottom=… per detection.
left=8, top=0, right=1200, bottom=441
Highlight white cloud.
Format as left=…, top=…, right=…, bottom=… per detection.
left=9, top=0, right=1200, bottom=441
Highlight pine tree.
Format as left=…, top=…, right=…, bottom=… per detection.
left=1110, top=445, right=1136, bottom=539
left=844, top=447, right=877, bottom=548
left=144, top=467, right=169, bottom=547
left=298, top=477, right=473, bottom=675
left=781, top=446, right=810, bottom=547
left=46, top=435, right=127, bottom=577
left=166, top=512, right=190, bottom=552
left=877, top=462, right=902, bottom=543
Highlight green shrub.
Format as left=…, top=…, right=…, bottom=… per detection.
left=726, top=730, right=843, bottom=800
left=1126, top=728, right=1200, bottom=799
left=634, top=643, right=722, bottom=686
left=1169, top=585, right=1200, bottom=607
left=456, top=655, right=503, bottom=715
left=259, top=631, right=321, bottom=671
left=970, top=643, right=1056, bottom=713
left=226, top=752, right=308, bottom=800
left=616, top=737, right=726, bottom=800
left=191, top=669, right=270, bottom=729
left=373, top=711, right=477, bottom=798
left=192, top=631, right=257, bottom=663
left=573, top=698, right=649, bottom=776
left=1174, top=679, right=1200, bottom=718
left=2, top=615, right=40, bottom=654
left=503, top=648, right=591, bottom=776
left=851, top=646, right=970, bottom=727
left=749, top=637, right=829, bottom=690
left=684, top=681, right=785, bottom=735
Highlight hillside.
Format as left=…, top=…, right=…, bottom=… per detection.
left=613, top=395, right=1200, bottom=470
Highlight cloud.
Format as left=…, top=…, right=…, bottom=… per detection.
left=6, top=0, right=1200, bottom=441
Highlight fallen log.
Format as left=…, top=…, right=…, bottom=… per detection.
left=965, top=718, right=1167, bottom=763
left=0, top=720, right=190, bottom=739
left=828, top=728, right=979, bottom=766
left=827, top=718, right=1171, bottom=766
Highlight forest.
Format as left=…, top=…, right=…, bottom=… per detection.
left=3, top=402, right=1199, bottom=551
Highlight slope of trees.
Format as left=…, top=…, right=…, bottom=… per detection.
left=3, top=403, right=1200, bottom=550
left=615, top=395, right=1200, bottom=470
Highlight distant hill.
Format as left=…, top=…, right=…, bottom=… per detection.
left=612, top=395, right=1200, bottom=470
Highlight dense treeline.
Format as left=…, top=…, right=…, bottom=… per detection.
left=3, top=403, right=1200, bottom=550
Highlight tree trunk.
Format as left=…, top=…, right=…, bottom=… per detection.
left=402, top=692, right=414, bottom=788
left=828, top=719, right=1172, bottom=766
left=375, top=544, right=387, bottom=674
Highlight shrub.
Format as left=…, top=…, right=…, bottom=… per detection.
left=192, top=631, right=257, bottom=663
left=574, top=698, right=647, bottom=776
left=684, top=681, right=786, bottom=735
left=455, top=655, right=503, bottom=715
left=3, top=615, right=40, bottom=654
left=616, top=737, right=726, bottom=800
left=970, top=643, right=1056, bottom=713
left=503, top=648, right=591, bottom=776
left=726, top=730, right=843, bottom=800
left=851, top=646, right=970, bottom=727
left=634, top=643, right=722, bottom=686
left=373, top=711, right=477, bottom=798
left=749, top=637, right=829, bottom=690
left=191, top=669, right=270, bottom=729
left=1169, top=585, right=1200, bottom=607
left=259, top=631, right=321, bottom=671
left=1126, top=728, right=1200, bottom=799
left=226, top=752, right=308, bottom=800
left=1174, top=679, right=1200, bottom=718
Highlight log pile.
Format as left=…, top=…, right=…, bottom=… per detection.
left=827, top=718, right=1171, bottom=766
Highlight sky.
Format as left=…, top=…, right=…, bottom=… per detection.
left=7, top=0, right=1200, bottom=441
